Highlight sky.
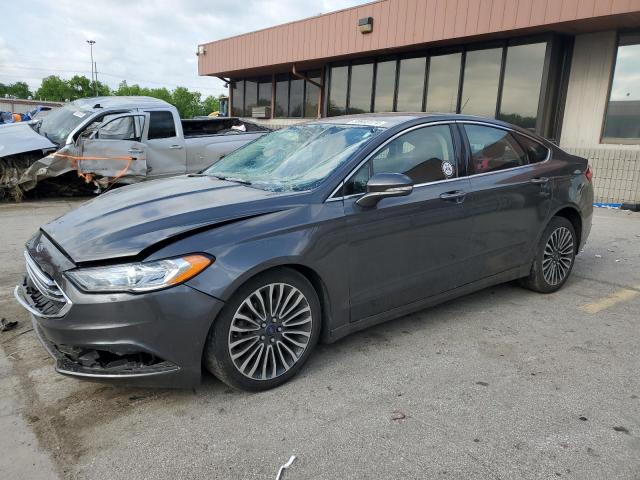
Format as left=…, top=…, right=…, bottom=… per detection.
left=1, top=0, right=369, bottom=98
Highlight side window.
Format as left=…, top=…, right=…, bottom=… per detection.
left=464, top=125, right=528, bottom=174
left=371, top=125, right=457, bottom=183
left=343, top=163, right=371, bottom=196
left=97, top=116, right=139, bottom=141
left=148, top=111, right=176, bottom=139
left=515, top=133, right=549, bottom=164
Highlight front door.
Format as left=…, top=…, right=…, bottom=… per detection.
left=78, top=113, right=148, bottom=179
left=342, top=124, right=474, bottom=322
left=460, top=123, right=552, bottom=279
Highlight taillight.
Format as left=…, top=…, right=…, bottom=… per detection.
left=585, top=165, right=593, bottom=182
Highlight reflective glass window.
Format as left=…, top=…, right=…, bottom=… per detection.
left=231, top=80, right=244, bottom=117
left=460, top=48, right=502, bottom=117
left=374, top=60, right=396, bottom=112
left=304, top=72, right=321, bottom=118
left=498, top=43, right=547, bottom=129
left=603, top=36, right=640, bottom=140
left=328, top=66, right=348, bottom=116
left=289, top=78, right=304, bottom=117
left=396, top=57, right=426, bottom=112
left=426, top=53, right=461, bottom=113
left=274, top=75, right=289, bottom=118
left=244, top=80, right=258, bottom=116
left=348, top=63, right=374, bottom=114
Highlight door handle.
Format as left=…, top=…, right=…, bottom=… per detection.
left=439, top=190, right=466, bottom=203
left=530, top=177, right=549, bottom=184
left=128, top=148, right=143, bottom=154
left=169, top=144, right=184, bottom=150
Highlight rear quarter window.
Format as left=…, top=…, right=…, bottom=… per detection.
left=515, top=133, right=549, bottom=164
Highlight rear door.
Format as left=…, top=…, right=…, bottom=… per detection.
left=77, top=113, right=148, bottom=179
left=339, top=123, right=474, bottom=321
left=144, top=110, right=187, bottom=177
left=459, top=122, right=553, bottom=279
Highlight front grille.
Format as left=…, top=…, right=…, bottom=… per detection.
left=21, top=252, right=71, bottom=318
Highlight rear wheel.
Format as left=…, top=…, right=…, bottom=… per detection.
left=203, top=268, right=321, bottom=391
left=520, top=216, right=577, bottom=293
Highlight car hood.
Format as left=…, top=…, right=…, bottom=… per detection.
left=41, top=175, right=301, bottom=264
left=0, top=122, right=56, bottom=157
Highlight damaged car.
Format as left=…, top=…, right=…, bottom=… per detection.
left=14, top=114, right=593, bottom=391
left=0, top=96, right=268, bottom=200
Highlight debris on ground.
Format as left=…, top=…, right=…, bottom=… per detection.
left=391, top=411, right=407, bottom=421
left=0, top=318, right=18, bottom=332
left=275, top=455, right=296, bottom=480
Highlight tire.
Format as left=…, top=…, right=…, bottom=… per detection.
left=203, top=268, right=321, bottom=391
left=520, top=216, right=577, bottom=293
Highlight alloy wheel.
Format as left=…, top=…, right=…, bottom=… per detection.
left=542, top=226, right=574, bottom=286
left=228, top=282, right=313, bottom=380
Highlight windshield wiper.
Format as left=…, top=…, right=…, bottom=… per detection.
left=211, top=175, right=252, bottom=185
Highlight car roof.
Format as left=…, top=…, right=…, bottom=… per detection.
left=69, top=96, right=173, bottom=111
left=306, top=112, right=546, bottom=142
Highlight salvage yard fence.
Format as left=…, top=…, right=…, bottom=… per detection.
left=564, top=147, right=640, bottom=205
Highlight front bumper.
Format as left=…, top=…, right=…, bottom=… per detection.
left=14, top=276, right=224, bottom=388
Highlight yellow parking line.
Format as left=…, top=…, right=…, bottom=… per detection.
left=581, top=288, right=640, bottom=314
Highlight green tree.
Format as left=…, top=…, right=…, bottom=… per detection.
left=171, top=86, right=203, bottom=118
left=35, top=75, right=71, bottom=101
left=202, top=95, right=220, bottom=115
left=0, top=81, right=33, bottom=99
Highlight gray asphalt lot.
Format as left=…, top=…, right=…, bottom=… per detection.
left=1, top=199, right=639, bottom=480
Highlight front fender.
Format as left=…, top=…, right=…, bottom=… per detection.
left=148, top=201, right=352, bottom=336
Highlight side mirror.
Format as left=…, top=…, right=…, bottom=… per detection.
left=356, top=172, right=414, bottom=208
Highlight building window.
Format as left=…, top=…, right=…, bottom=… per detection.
left=374, top=60, right=396, bottom=112
left=289, top=78, right=304, bottom=117
left=498, top=42, right=546, bottom=129
left=231, top=81, right=244, bottom=117
left=304, top=71, right=321, bottom=118
left=460, top=48, right=502, bottom=117
left=426, top=53, right=461, bottom=113
left=396, top=57, right=426, bottom=111
left=257, top=78, right=271, bottom=107
left=274, top=75, right=289, bottom=117
left=244, top=80, right=258, bottom=116
left=328, top=65, right=348, bottom=116
left=322, top=39, right=553, bottom=130
left=348, top=63, right=374, bottom=114
left=603, top=34, right=640, bottom=142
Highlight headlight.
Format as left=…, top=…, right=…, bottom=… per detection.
left=66, top=255, right=212, bottom=293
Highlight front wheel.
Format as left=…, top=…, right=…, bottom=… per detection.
left=520, top=217, right=577, bottom=293
left=203, top=268, right=321, bottom=391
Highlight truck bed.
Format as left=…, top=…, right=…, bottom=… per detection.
left=181, top=117, right=269, bottom=139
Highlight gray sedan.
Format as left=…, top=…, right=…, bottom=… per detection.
left=14, top=114, right=594, bottom=391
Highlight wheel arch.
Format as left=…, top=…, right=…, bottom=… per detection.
left=211, top=261, right=334, bottom=344
left=550, top=205, right=583, bottom=252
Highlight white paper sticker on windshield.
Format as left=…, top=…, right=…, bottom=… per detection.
left=346, top=119, right=387, bottom=127
left=72, top=111, right=87, bottom=118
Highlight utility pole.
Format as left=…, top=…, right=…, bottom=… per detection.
left=86, top=40, right=97, bottom=96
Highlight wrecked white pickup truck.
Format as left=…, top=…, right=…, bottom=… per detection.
left=0, top=96, right=269, bottom=199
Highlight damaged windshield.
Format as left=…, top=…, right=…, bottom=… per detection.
left=38, top=103, right=93, bottom=145
left=205, top=123, right=383, bottom=192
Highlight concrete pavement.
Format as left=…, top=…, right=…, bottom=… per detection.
left=0, top=200, right=638, bottom=479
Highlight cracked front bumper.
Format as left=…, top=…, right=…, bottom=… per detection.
left=15, top=279, right=224, bottom=388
